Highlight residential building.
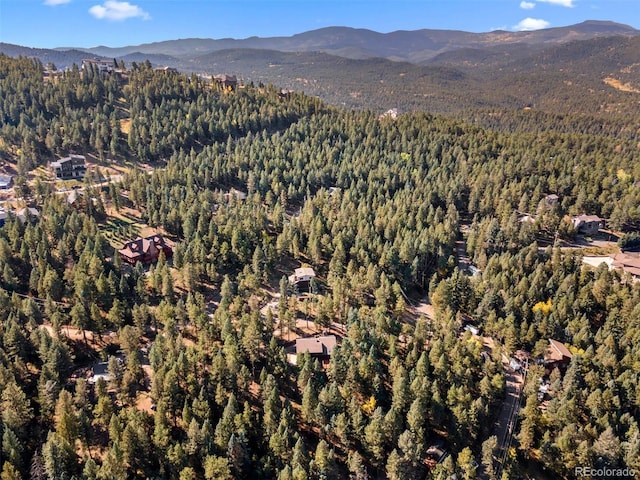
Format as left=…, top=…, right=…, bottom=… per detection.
left=572, top=214, right=604, bottom=236
left=295, top=335, right=337, bottom=361
left=0, top=175, right=13, bottom=189
left=544, top=194, right=559, bottom=206
left=16, top=207, right=39, bottom=224
left=82, top=58, right=114, bottom=74
left=155, top=66, right=178, bottom=74
left=88, top=362, right=110, bottom=384
left=582, top=253, right=640, bottom=282
left=611, top=253, right=640, bottom=281
left=544, top=339, right=573, bottom=370
left=379, top=108, right=399, bottom=120
left=0, top=208, right=39, bottom=226
left=518, top=213, right=537, bottom=224
left=51, top=155, right=86, bottom=180
left=289, top=267, right=315, bottom=284
left=118, top=234, right=173, bottom=265
left=425, top=441, right=449, bottom=467
left=582, top=255, right=614, bottom=270
left=224, top=189, right=247, bottom=201
left=213, top=74, right=238, bottom=90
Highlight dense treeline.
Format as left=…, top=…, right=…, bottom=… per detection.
left=0, top=55, right=322, bottom=167
left=0, top=54, right=639, bottom=479
left=449, top=246, right=640, bottom=476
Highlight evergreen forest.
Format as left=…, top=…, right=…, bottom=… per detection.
left=0, top=54, right=639, bottom=479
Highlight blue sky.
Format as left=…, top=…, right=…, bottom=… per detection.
left=1, top=0, right=638, bottom=48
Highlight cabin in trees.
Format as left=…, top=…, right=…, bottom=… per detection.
left=118, top=234, right=172, bottom=265
left=572, top=214, right=604, bottom=236
left=51, top=154, right=86, bottom=180
left=16, top=207, right=39, bottom=224
left=82, top=58, right=114, bottom=74
left=544, top=339, right=573, bottom=371
left=88, top=362, right=110, bottom=385
left=294, top=335, right=337, bottom=365
left=289, top=266, right=316, bottom=293
left=213, top=74, right=238, bottom=91
left=0, top=207, right=39, bottom=227
left=155, top=66, right=178, bottom=74
left=224, top=189, right=247, bottom=202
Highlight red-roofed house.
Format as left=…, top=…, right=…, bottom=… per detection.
left=118, top=234, right=172, bottom=265
left=545, top=339, right=573, bottom=370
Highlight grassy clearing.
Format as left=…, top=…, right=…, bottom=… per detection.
left=102, top=211, right=143, bottom=248
left=101, top=206, right=168, bottom=250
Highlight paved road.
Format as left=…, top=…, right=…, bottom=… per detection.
left=490, top=362, right=527, bottom=479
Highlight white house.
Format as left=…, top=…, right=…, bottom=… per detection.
left=288, top=267, right=316, bottom=284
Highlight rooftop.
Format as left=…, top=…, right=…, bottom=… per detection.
left=573, top=214, right=602, bottom=223
left=295, top=335, right=337, bottom=356
left=612, top=253, right=640, bottom=277
left=294, top=267, right=316, bottom=278
left=546, top=339, right=573, bottom=363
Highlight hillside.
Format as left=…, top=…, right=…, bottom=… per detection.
left=2, top=23, right=639, bottom=130
left=0, top=43, right=90, bottom=69
left=0, top=53, right=639, bottom=480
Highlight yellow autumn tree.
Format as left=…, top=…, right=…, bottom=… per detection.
left=532, top=299, right=553, bottom=315
left=361, top=396, right=376, bottom=415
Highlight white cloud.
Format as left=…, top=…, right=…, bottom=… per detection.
left=520, top=1, right=536, bottom=9
left=513, top=17, right=551, bottom=31
left=89, top=1, right=150, bottom=21
left=44, top=0, right=71, bottom=5
left=537, top=0, right=575, bottom=6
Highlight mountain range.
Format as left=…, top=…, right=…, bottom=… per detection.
left=66, top=20, right=638, bottom=64
left=2, top=20, right=639, bottom=117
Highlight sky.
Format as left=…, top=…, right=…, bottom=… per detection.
left=1, top=0, right=639, bottom=48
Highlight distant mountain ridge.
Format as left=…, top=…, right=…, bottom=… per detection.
left=63, top=20, right=638, bottom=64
left=2, top=21, right=639, bottom=120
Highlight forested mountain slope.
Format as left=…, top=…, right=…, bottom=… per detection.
left=3, top=32, right=640, bottom=130
left=0, top=55, right=639, bottom=479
